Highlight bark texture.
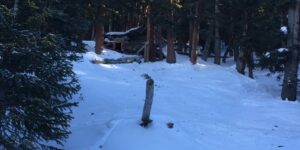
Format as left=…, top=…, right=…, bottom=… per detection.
left=281, top=1, right=300, bottom=101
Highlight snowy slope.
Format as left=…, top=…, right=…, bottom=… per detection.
left=65, top=42, right=300, bottom=150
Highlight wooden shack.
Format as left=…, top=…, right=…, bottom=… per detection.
left=104, top=27, right=146, bottom=53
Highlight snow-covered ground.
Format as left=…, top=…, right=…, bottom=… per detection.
left=64, top=41, right=300, bottom=150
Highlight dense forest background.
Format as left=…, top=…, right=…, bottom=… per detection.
left=0, top=0, right=299, bottom=149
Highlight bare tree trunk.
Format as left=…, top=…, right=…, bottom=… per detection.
left=108, top=14, right=113, bottom=32
left=236, top=50, right=246, bottom=75
left=281, top=1, right=300, bottom=101
left=223, top=20, right=235, bottom=63
left=190, top=3, right=200, bottom=64
left=155, top=26, right=163, bottom=51
left=144, top=11, right=156, bottom=62
left=237, top=48, right=253, bottom=78
left=167, top=29, right=176, bottom=63
left=95, top=23, right=104, bottom=54
left=126, top=12, right=134, bottom=30
left=202, top=38, right=210, bottom=61
left=144, top=17, right=151, bottom=62
left=246, top=50, right=254, bottom=78
left=166, top=0, right=176, bottom=63
left=236, top=11, right=249, bottom=76
left=214, top=0, right=221, bottom=65
left=202, top=22, right=213, bottom=61
left=188, top=8, right=194, bottom=56
left=95, top=5, right=105, bottom=54
left=234, top=46, right=239, bottom=62
left=91, top=25, right=95, bottom=40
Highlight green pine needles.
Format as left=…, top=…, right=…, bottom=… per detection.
left=0, top=0, right=87, bottom=149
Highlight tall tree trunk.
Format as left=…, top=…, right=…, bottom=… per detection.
left=91, top=25, right=95, bottom=40
left=236, top=11, right=249, bottom=76
left=236, top=50, right=246, bottom=75
left=281, top=0, right=300, bottom=101
left=108, top=14, right=113, bottom=32
left=167, top=0, right=176, bottom=63
left=222, top=19, right=235, bottom=63
left=246, top=49, right=254, bottom=78
left=127, top=12, right=133, bottom=30
left=95, top=5, right=105, bottom=54
left=144, top=10, right=156, bottom=62
left=202, top=21, right=213, bottom=61
left=234, top=45, right=239, bottom=62
left=202, top=38, right=210, bottom=61
left=167, top=29, right=176, bottom=63
left=189, top=20, right=194, bottom=56
left=95, top=23, right=104, bottom=54
left=190, top=2, right=200, bottom=64
left=214, top=0, right=221, bottom=65
left=155, top=26, right=165, bottom=60
left=155, top=26, right=163, bottom=51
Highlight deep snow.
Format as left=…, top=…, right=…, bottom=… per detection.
left=64, top=41, right=300, bottom=150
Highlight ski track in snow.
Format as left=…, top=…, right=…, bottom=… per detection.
left=64, top=42, right=300, bottom=150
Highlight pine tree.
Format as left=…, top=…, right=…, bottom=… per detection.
left=0, top=0, right=87, bottom=149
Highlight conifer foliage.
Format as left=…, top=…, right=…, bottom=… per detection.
left=0, top=0, right=87, bottom=149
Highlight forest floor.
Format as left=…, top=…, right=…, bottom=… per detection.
left=63, top=41, right=300, bottom=150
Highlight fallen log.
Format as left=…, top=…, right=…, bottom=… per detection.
left=91, top=57, right=142, bottom=64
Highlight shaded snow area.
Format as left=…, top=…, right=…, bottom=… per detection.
left=65, top=42, right=300, bottom=150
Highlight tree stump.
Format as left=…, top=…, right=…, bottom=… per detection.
left=141, top=79, right=154, bottom=127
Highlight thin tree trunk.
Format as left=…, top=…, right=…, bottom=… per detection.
left=202, top=21, right=213, bottom=61
left=144, top=9, right=156, bottom=62
left=234, top=46, right=239, bottom=62
left=202, top=38, right=210, bottom=61
left=188, top=8, right=194, bottom=56
left=236, top=11, right=249, bottom=76
left=190, top=2, right=200, bottom=64
left=156, top=26, right=165, bottom=60
left=127, top=12, right=134, bottom=30
left=191, top=21, right=199, bottom=64
left=144, top=17, right=151, bottom=62
left=95, top=23, right=104, bottom=54
left=189, top=20, right=194, bottom=56
left=155, top=26, right=163, bottom=51
left=167, top=0, right=176, bottom=63
left=108, top=14, right=113, bottom=32
left=214, top=0, right=221, bottom=65
left=281, top=1, right=300, bottom=101
left=91, top=25, right=95, bottom=40
left=246, top=50, right=254, bottom=78
left=222, top=46, right=231, bottom=63
left=95, top=5, right=105, bottom=54
left=167, top=29, right=176, bottom=63
left=236, top=50, right=246, bottom=75
left=223, top=19, right=235, bottom=63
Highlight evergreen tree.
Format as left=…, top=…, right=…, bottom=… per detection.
left=0, top=0, right=87, bottom=149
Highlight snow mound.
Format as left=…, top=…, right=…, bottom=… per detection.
left=280, top=26, right=288, bottom=35
left=277, top=48, right=288, bottom=53
left=66, top=41, right=300, bottom=150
